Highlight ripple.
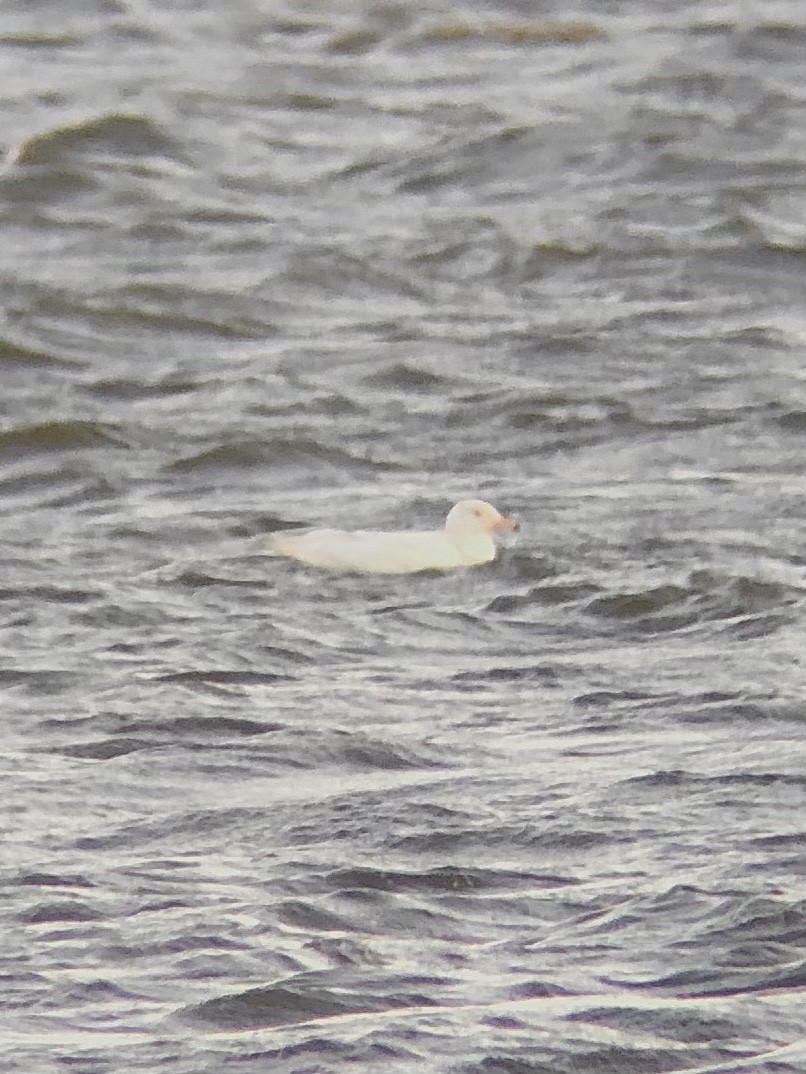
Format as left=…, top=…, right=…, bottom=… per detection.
left=21, top=900, right=103, bottom=925
left=361, top=362, right=457, bottom=392
left=584, top=572, right=805, bottom=636
left=81, top=376, right=198, bottom=401
left=60, top=737, right=151, bottom=761
left=0, top=585, right=99, bottom=604
left=0, top=420, right=127, bottom=461
left=154, top=670, right=294, bottom=686
left=183, top=975, right=439, bottom=1030
left=450, top=665, right=560, bottom=686
left=319, top=865, right=571, bottom=896
left=8, top=113, right=182, bottom=166
left=0, top=337, right=79, bottom=369
left=587, top=584, right=692, bottom=620
left=167, top=437, right=400, bottom=475
left=16, top=872, right=95, bottom=890
left=0, top=167, right=97, bottom=203
left=124, top=715, right=284, bottom=738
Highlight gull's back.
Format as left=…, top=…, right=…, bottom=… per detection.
left=271, top=526, right=496, bottom=574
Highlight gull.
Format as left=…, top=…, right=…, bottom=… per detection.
left=270, top=499, right=517, bottom=574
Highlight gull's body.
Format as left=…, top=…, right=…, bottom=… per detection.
left=270, top=499, right=516, bottom=575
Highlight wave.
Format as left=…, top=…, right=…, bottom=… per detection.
left=8, top=113, right=182, bottom=167
left=0, top=420, right=127, bottom=460
left=167, top=437, right=402, bottom=474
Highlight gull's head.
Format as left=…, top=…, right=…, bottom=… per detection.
left=445, top=499, right=518, bottom=538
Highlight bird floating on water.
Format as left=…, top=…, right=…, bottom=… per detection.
left=270, top=499, right=517, bottom=574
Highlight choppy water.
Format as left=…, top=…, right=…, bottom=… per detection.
left=4, top=2, right=806, bottom=1071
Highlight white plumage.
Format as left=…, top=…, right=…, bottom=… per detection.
left=271, top=499, right=517, bottom=574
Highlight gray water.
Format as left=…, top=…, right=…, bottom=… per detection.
left=4, top=1, right=806, bottom=1071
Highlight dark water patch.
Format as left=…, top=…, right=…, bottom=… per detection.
left=59, top=737, right=151, bottom=761
left=361, top=362, right=457, bottom=392
left=665, top=695, right=775, bottom=727
left=566, top=1004, right=743, bottom=1044
left=619, top=769, right=806, bottom=813
left=393, top=128, right=527, bottom=195
left=0, top=420, right=127, bottom=460
left=526, top=582, right=601, bottom=606
left=276, top=900, right=354, bottom=933
left=127, top=219, right=191, bottom=242
left=41, top=474, right=118, bottom=509
left=586, top=573, right=803, bottom=635
left=587, top=585, right=691, bottom=620
left=480, top=1014, right=530, bottom=1031
left=0, top=167, right=98, bottom=203
left=209, top=1037, right=389, bottom=1068
left=776, top=410, right=806, bottom=433
left=0, top=585, right=98, bottom=604
left=573, top=689, right=660, bottom=709
left=613, top=960, right=806, bottom=999
left=0, top=669, right=73, bottom=693
left=182, top=974, right=439, bottom=1030
left=284, top=245, right=431, bottom=302
left=73, top=806, right=271, bottom=852
left=408, top=19, right=605, bottom=49
left=320, top=866, right=573, bottom=896
left=257, top=644, right=314, bottom=667
left=697, top=572, right=805, bottom=613
left=400, top=216, right=516, bottom=282
left=49, top=978, right=152, bottom=1008
left=620, top=769, right=699, bottom=791
left=263, top=92, right=341, bottom=113
left=227, top=513, right=301, bottom=537
left=123, top=715, right=284, bottom=738
left=507, top=394, right=635, bottom=435
left=486, top=580, right=600, bottom=614
left=712, top=771, right=806, bottom=790
left=185, top=206, right=272, bottom=227
left=735, top=20, right=806, bottom=66
left=334, top=732, right=443, bottom=773
left=636, top=408, right=738, bottom=433
left=152, top=932, right=251, bottom=956
left=582, top=1043, right=728, bottom=1074
left=253, top=728, right=446, bottom=777
left=747, top=831, right=806, bottom=851
left=283, top=795, right=487, bottom=855
left=168, top=437, right=400, bottom=475
left=723, top=324, right=792, bottom=347
left=393, top=823, right=615, bottom=856
left=627, top=67, right=767, bottom=114
left=249, top=391, right=362, bottom=419
left=87, top=292, right=270, bottom=340
left=21, top=900, right=103, bottom=925
left=9, top=113, right=181, bottom=166
left=0, top=337, right=79, bottom=368
left=706, top=896, right=806, bottom=945
left=16, top=872, right=95, bottom=890
left=171, top=570, right=273, bottom=589
left=81, top=375, right=198, bottom=401
left=0, top=461, right=112, bottom=510
left=0, top=32, right=80, bottom=48
left=451, top=665, right=559, bottom=686
left=723, top=612, right=791, bottom=639
left=508, top=979, right=573, bottom=1000
left=586, top=584, right=697, bottom=633
left=154, top=670, right=294, bottom=686
left=327, top=28, right=384, bottom=55
left=494, top=554, right=558, bottom=585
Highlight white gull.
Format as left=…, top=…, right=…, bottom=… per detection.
left=270, top=499, right=517, bottom=574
